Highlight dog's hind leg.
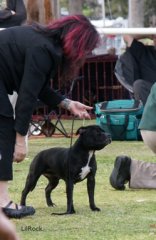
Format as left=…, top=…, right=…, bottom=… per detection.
left=20, top=172, right=41, bottom=206
left=45, top=177, right=59, bottom=207
left=20, top=155, right=46, bottom=206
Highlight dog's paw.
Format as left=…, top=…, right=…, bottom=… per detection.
left=67, top=209, right=76, bottom=214
left=47, top=202, right=56, bottom=207
left=91, top=206, right=101, bottom=212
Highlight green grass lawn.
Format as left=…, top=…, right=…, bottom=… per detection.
left=10, top=119, right=156, bottom=240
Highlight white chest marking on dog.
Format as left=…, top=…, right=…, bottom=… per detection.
left=79, top=151, right=94, bottom=180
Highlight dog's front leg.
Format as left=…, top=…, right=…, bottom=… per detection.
left=87, top=175, right=100, bottom=211
left=66, top=179, right=75, bottom=214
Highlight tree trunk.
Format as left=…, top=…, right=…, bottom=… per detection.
left=24, top=0, right=55, bottom=24
left=128, top=0, right=144, bottom=27
left=52, top=0, right=60, bottom=19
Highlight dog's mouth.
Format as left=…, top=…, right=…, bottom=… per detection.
left=98, top=134, right=112, bottom=144
left=89, top=137, right=111, bottom=150
left=96, top=136, right=112, bottom=149
left=105, top=137, right=112, bottom=145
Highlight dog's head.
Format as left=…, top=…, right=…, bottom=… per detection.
left=76, top=125, right=111, bottom=150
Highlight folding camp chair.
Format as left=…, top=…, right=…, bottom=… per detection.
left=29, top=76, right=83, bottom=137
left=28, top=105, right=67, bottom=137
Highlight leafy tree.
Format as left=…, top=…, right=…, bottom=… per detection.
left=82, top=0, right=101, bottom=19
left=144, top=0, right=156, bottom=26
left=60, top=0, right=128, bottom=19
left=59, top=0, right=156, bottom=27
left=104, top=0, right=128, bottom=19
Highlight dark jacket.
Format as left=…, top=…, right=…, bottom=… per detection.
left=0, top=25, right=64, bottom=135
left=114, top=49, right=140, bottom=94
left=0, top=0, right=27, bottom=27
left=129, top=39, right=156, bottom=83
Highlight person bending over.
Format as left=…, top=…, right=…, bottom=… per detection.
left=0, top=14, right=100, bottom=218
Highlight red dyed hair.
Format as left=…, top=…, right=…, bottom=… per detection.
left=34, top=15, right=100, bottom=84
left=48, top=15, right=99, bottom=61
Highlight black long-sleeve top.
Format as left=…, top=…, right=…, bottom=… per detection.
left=0, top=25, right=65, bottom=135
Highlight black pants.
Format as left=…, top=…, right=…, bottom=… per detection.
left=0, top=0, right=26, bottom=28
left=133, top=79, right=155, bottom=105
left=0, top=116, right=16, bottom=180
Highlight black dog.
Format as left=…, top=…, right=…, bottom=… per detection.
left=20, top=125, right=111, bottom=214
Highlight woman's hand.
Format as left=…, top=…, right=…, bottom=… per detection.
left=68, top=101, right=92, bottom=119
left=59, top=99, right=92, bottom=119
left=13, top=133, right=28, bottom=163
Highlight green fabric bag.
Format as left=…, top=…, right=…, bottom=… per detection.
left=95, top=99, right=143, bottom=140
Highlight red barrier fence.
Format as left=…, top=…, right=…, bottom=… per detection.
left=33, top=54, right=129, bottom=119
left=72, top=54, right=128, bottom=105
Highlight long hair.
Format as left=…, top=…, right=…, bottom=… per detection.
left=33, top=15, right=100, bottom=85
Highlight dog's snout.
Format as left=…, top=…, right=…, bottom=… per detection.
left=101, top=131, right=111, bottom=139
left=103, top=132, right=112, bottom=144
left=107, top=133, right=112, bottom=140
left=107, top=133, right=112, bottom=143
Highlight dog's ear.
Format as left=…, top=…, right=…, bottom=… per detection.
left=76, top=126, right=87, bottom=135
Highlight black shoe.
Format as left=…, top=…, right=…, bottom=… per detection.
left=110, top=155, right=131, bottom=190
left=2, top=201, right=35, bottom=219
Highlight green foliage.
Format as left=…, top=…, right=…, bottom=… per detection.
left=104, top=0, right=128, bottom=19
left=60, top=0, right=128, bottom=19
left=144, top=0, right=156, bottom=26
left=83, top=1, right=100, bottom=19
left=60, top=0, right=156, bottom=27
left=144, top=0, right=156, bottom=14
left=60, top=0, right=68, bottom=8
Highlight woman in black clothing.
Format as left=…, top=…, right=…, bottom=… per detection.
left=0, top=0, right=26, bottom=28
left=0, top=14, right=100, bottom=218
